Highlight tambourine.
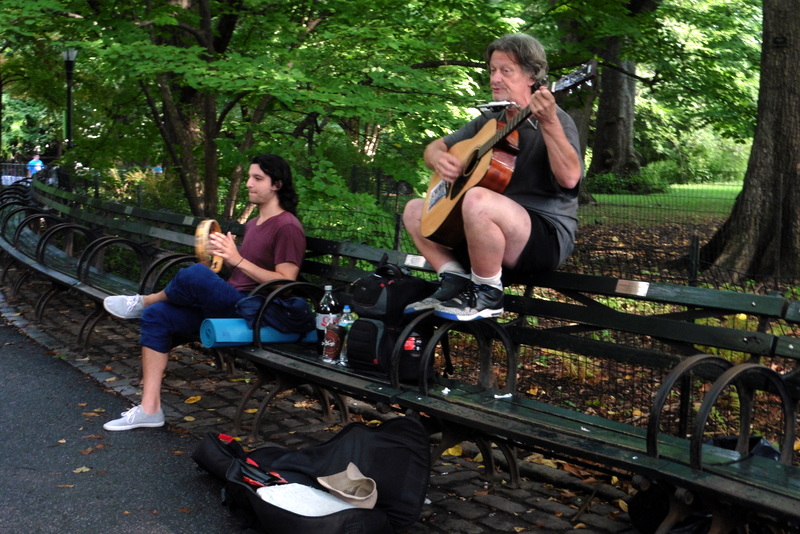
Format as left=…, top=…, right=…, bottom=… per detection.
left=195, top=219, right=223, bottom=273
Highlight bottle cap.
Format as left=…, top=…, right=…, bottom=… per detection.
left=343, top=305, right=350, bottom=312
left=324, top=285, right=333, bottom=290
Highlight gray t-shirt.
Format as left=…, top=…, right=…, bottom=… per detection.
left=443, top=107, right=582, bottom=266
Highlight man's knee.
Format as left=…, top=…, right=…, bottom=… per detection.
left=141, top=301, right=169, bottom=327
left=403, top=198, right=424, bottom=230
left=165, top=263, right=215, bottom=302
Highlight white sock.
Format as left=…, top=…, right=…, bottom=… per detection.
left=438, top=262, right=467, bottom=276
left=471, top=269, right=502, bottom=289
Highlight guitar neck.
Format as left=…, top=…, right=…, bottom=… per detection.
left=478, top=105, right=533, bottom=159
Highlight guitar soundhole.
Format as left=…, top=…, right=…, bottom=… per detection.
left=451, top=152, right=477, bottom=198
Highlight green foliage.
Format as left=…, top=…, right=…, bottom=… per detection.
left=1, top=93, right=61, bottom=160
left=588, top=170, right=670, bottom=195
left=97, top=167, right=188, bottom=214
left=0, top=0, right=766, bottom=227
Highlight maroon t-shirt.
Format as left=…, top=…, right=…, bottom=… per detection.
left=226, top=211, right=306, bottom=292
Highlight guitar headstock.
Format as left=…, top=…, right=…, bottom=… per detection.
left=548, top=60, right=598, bottom=95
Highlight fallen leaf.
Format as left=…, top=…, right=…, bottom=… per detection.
left=57, top=485, right=75, bottom=488
left=178, top=508, right=191, bottom=514
left=58, top=439, right=67, bottom=444
left=561, top=463, right=583, bottom=476
left=185, top=396, right=201, bottom=404
left=616, top=499, right=628, bottom=512
left=244, top=408, right=258, bottom=414
left=82, top=434, right=104, bottom=440
left=81, top=412, right=100, bottom=417
left=80, top=448, right=94, bottom=455
left=444, top=445, right=463, bottom=457
left=171, top=450, right=186, bottom=456
left=531, top=458, right=559, bottom=469
left=573, top=523, right=587, bottom=529
left=73, top=466, right=91, bottom=473
left=184, top=416, right=196, bottom=422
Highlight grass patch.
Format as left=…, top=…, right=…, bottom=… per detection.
left=581, top=183, right=741, bottom=225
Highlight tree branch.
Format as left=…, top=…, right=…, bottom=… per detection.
left=410, top=59, right=484, bottom=70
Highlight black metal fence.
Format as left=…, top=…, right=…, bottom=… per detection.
left=12, top=163, right=790, bottom=293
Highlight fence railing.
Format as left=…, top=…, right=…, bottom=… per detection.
left=9, top=165, right=778, bottom=292
left=1, top=163, right=30, bottom=186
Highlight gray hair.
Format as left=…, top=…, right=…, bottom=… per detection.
left=484, top=34, right=548, bottom=89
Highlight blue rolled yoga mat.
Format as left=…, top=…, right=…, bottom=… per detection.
left=200, top=318, right=315, bottom=348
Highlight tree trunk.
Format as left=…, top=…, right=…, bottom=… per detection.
left=700, top=0, right=800, bottom=281
left=588, top=37, right=640, bottom=178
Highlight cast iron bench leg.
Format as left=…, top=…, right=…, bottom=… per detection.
left=34, top=282, right=65, bottom=321
left=233, top=364, right=272, bottom=435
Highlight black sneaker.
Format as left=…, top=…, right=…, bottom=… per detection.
left=434, top=283, right=504, bottom=321
left=404, top=272, right=471, bottom=315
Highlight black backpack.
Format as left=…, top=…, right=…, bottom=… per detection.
left=192, top=417, right=431, bottom=534
left=346, top=257, right=439, bottom=383
left=349, top=257, right=432, bottom=324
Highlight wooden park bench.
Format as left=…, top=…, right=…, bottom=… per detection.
left=0, top=177, right=242, bottom=350
left=1, top=178, right=798, bottom=532
left=227, top=237, right=800, bottom=533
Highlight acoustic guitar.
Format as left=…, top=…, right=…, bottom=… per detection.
left=420, top=61, right=597, bottom=246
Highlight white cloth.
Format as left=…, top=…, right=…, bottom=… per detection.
left=256, top=483, right=357, bottom=516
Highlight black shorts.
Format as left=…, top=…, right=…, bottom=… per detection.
left=513, top=210, right=560, bottom=273
left=453, top=209, right=560, bottom=275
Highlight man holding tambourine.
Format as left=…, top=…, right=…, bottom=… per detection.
left=102, top=154, right=306, bottom=431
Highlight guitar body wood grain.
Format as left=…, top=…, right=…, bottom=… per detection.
left=420, top=119, right=515, bottom=246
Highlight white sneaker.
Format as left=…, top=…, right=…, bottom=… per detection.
left=103, top=406, right=165, bottom=431
left=104, top=295, right=145, bottom=319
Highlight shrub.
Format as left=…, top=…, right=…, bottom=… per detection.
left=587, top=170, right=670, bottom=194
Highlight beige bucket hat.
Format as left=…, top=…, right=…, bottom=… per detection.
left=316, top=462, right=377, bottom=509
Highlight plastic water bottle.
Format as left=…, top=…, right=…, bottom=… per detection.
left=337, top=305, right=358, bottom=366
left=316, top=285, right=341, bottom=356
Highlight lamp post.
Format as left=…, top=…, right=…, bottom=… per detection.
left=61, top=48, right=77, bottom=150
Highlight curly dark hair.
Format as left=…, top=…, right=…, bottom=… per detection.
left=251, top=153, right=299, bottom=214
left=484, top=34, right=548, bottom=90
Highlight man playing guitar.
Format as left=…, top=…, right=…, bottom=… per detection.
left=403, top=33, right=584, bottom=321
